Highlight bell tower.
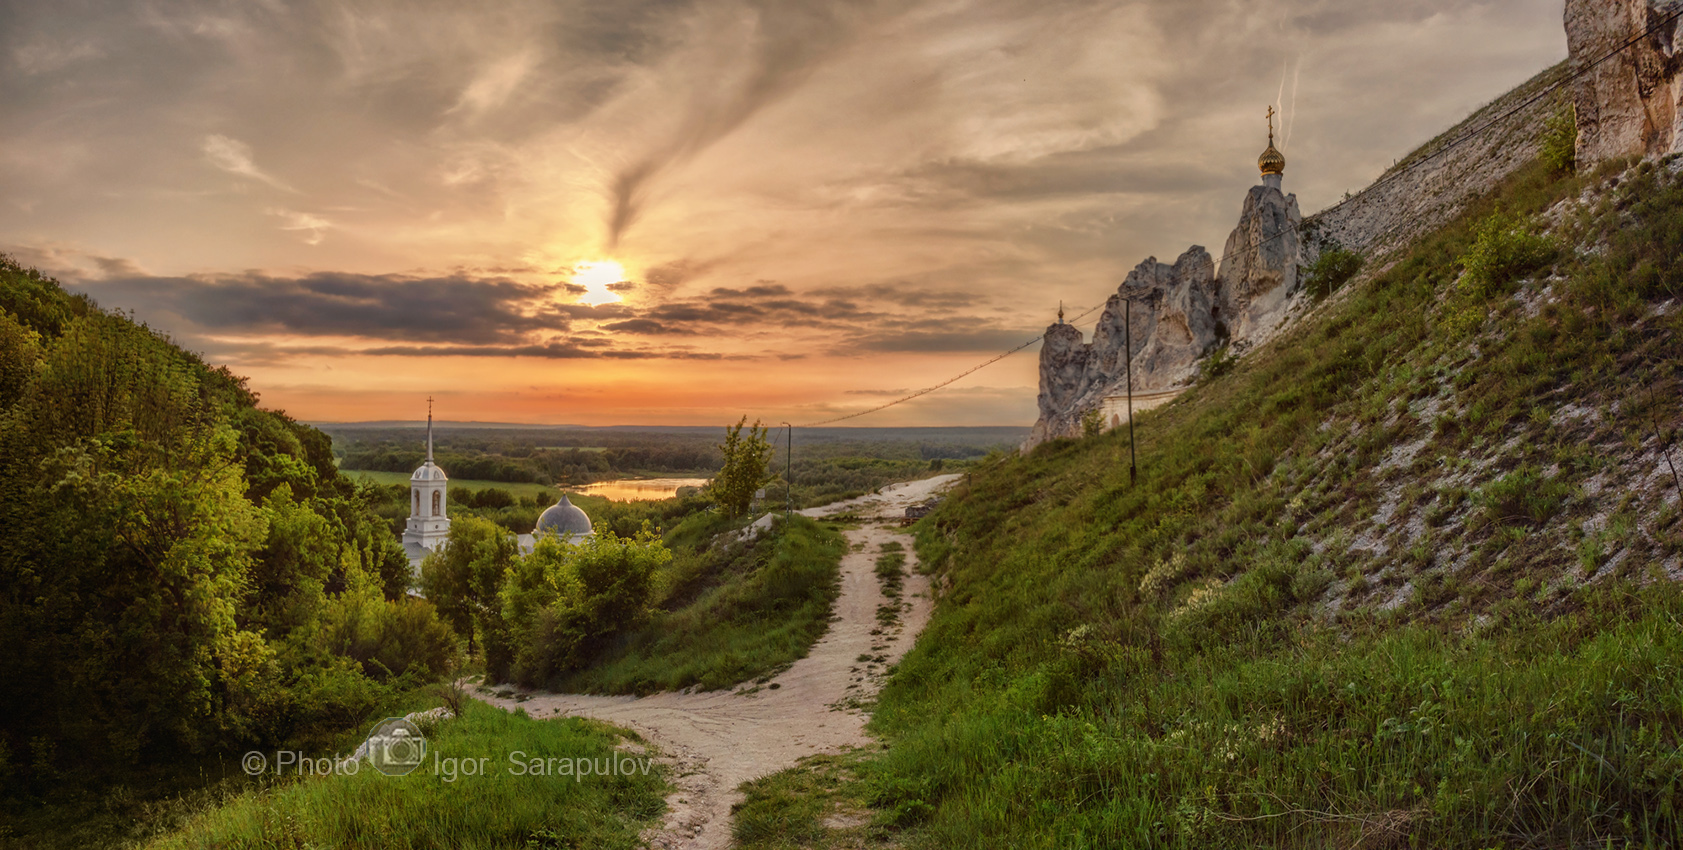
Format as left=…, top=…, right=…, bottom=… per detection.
left=401, top=397, right=450, bottom=559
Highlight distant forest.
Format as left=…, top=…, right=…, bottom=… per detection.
left=321, top=423, right=1028, bottom=488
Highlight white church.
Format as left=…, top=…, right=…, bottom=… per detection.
left=401, top=402, right=595, bottom=570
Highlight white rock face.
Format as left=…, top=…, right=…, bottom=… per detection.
left=1028, top=185, right=1297, bottom=447
left=1217, top=185, right=1302, bottom=348
left=1567, top=0, right=1683, bottom=165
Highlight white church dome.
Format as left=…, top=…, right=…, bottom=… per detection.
left=411, top=460, right=448, bottom=482
left=534, top=495, right=593, bottom=539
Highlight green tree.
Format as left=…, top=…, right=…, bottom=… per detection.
left=1081, top=408, right=1105, bottom=439
left=712, top=416, right=773, bottom=519
left=420, top=515, right=518, bottom=670
left=500, top=524, right=670, bottom=688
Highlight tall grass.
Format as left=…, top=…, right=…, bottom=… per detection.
left=146, top=701, right=665, bottom=850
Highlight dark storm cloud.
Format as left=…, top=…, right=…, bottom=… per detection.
left=600, top=318, right=693, bottom=335
left=82, top=272, right=576, bottom=345
left=69, top=262, right=1030, bottom=359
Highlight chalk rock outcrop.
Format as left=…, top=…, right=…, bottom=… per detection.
left=1217, top=185, right=1302, bottom=346
left=1028, top=182, right=1302, bottom=448
left=1567, top=0, right=1683, bottom=165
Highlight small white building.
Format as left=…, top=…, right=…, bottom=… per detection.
left=402, top=404, right=450, bottom=568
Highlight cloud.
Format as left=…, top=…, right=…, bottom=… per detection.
left=1, top=0, right=1570, bottom=424
left=13, top=38, right=101, bottom=75
left=450, top=48, right=541, bottom=118
left=603, top=2, right=879, bottom=247
left=83, top=271, right=577, bottom=345
left=202, top=134, right=295, bottom=192
left=601, top=318, right=692, bottom=335
left=268, top=209, right=332, bottom=245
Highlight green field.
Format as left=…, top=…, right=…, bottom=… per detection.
left=344, top=470, right=563, bottom=500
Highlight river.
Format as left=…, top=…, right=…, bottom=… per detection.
left=569, top=477, right=710, bottom=501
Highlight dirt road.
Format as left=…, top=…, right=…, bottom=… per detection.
left=478, top=474, right=961, bottom=849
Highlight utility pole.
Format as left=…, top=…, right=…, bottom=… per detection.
left=1124, top=298, right=1137, bottom=485
left=780, top=422, right=792, bottom=522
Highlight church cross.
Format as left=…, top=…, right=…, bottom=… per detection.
left=1267, top=105, right=1276, bottom=144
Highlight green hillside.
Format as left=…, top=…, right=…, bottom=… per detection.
left=858, top=152, right=1683, bottom=846
left=723, top=129, right=1683, bottom=845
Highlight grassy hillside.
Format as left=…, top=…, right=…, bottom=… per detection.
left=561, top=514, right=849, bottom=694
left=717, top=132, right=1683, bottom=844
left=860, top=155, right=1683, bottom=846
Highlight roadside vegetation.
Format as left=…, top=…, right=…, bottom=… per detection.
left=420, top=507, right=848, bottom=696
left=417, top=418, right=852, bottom=697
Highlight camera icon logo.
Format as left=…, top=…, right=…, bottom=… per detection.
left=364, top=717, right=427, bottom=776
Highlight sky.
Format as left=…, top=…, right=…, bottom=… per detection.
left=2, top=0, right=1567, bottom=426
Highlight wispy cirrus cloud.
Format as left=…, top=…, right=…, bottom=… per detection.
left=201, top=134, right=295, bottom=192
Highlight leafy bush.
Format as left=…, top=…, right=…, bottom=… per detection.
left=500, top=525, right=671, bottom=687
left=1457, top=207, right=1557, bottom=299
left=1198, top=344, right=1236, bottom=383
left=1080, top=407, right=1105, bottom=438
left=318, top=592, right=459, bottom=682
left=1304, top=246, right=1363, bottom=300
left=565, top=515, right=846, bottom=694
left=1540, top=102, right=1577, bottom=174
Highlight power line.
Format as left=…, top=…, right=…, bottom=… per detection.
left=792, top=8, right=1683, bottom=429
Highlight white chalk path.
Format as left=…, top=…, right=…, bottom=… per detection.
left=477, top=474, right=962, bottom=849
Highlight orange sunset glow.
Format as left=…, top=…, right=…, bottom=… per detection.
left=1, top=1, right=1567, bottom=426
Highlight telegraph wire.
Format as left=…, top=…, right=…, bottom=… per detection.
left=791, top=7, right=1683, bottom=429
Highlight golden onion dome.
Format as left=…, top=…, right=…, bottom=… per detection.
left=1259, top=105, right=1286, bottom=176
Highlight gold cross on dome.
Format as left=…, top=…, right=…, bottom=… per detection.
left=1266, top=105, right=1276, bottom=142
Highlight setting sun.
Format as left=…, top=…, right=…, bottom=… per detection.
left=571, top=260, right=627, bottom=306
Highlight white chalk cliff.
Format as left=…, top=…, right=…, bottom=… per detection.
left=1567, top=0, right=1683, bottom=165
left=1028, top=131, right=1301, bottom=447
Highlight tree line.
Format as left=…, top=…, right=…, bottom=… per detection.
left=0, top=257, right=456, bottom=795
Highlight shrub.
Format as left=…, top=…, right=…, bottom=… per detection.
left=501, top=525, right=671, bottom=688
left=713, top=416, right=774, bottom=518
left=1199, top=344, right=1236, bottom=383
left=1458, top=208, right=1557, bottom=300
left=1080, top=407, right=1105, bottom=438
left=1540, top=102, right=1577, bottom=175
left=1478, top=466, right=1574, bottom=529
left=318, top=592, right=459, bottom=682
left=1304, top=246, right=1363, bottom=300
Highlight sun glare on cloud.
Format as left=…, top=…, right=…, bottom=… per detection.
left=571, top=260, right=627, bottom=306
